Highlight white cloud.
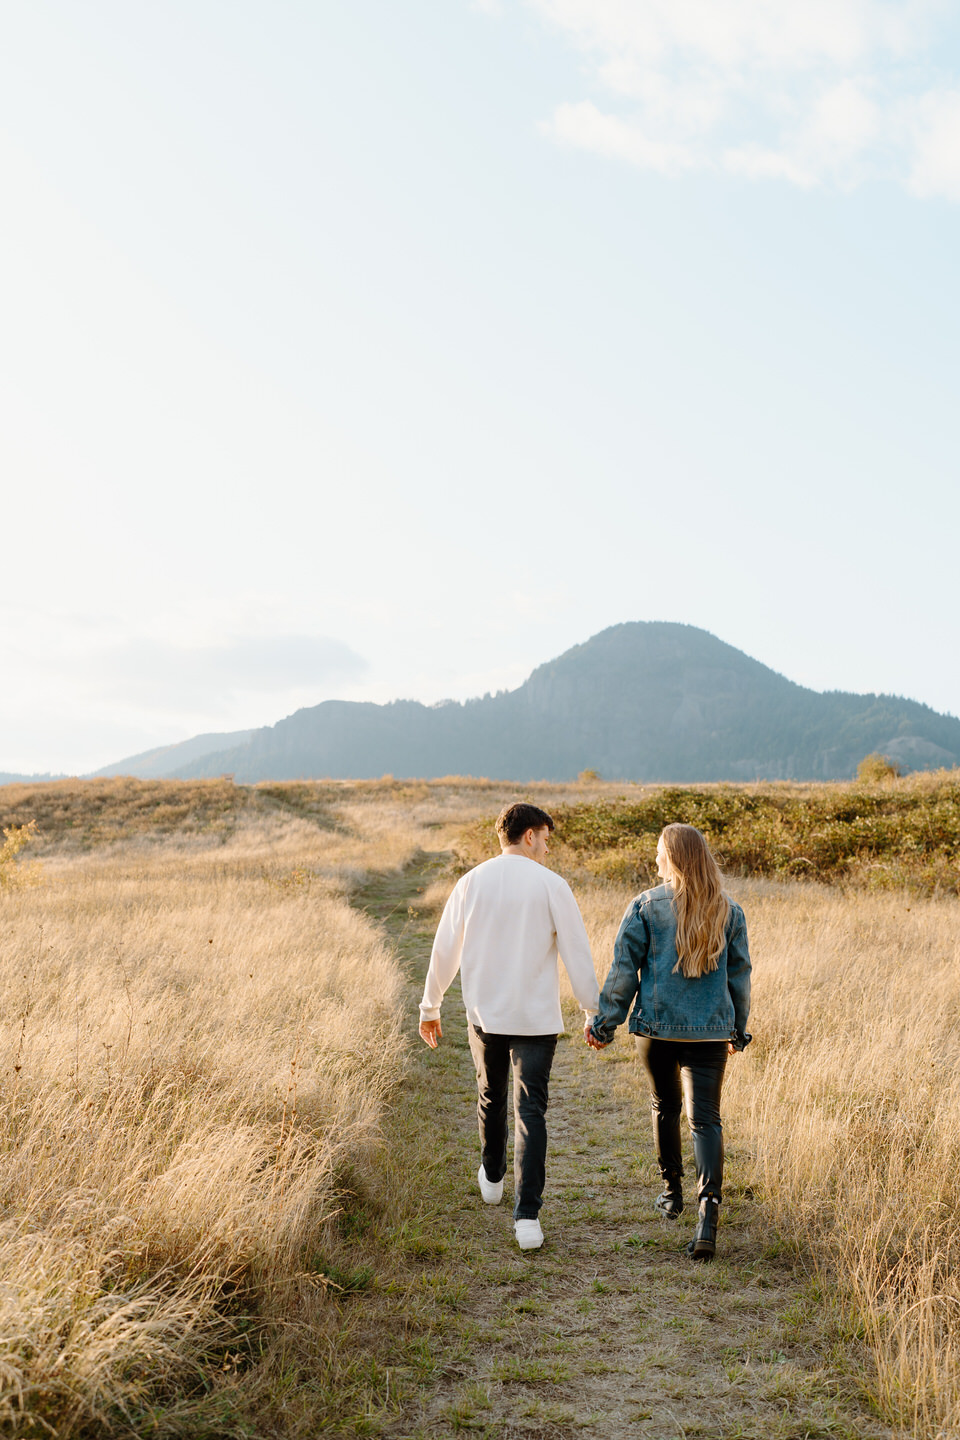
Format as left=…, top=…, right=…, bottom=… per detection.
left=722, top=144, right=817, bottom=186
left=907, top=89, right=960, bottom=200
left=803, top=79, right=880, bottom=167
left=531, top=0, right=919, bottom=70
left=597, top=64, right=729, bottom=131
left=527, top=0, right=957, bottom=196
left=545, top=101, right=696, bottom=172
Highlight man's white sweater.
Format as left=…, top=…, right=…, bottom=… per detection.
left=419, top=853, right=600, bottom=1035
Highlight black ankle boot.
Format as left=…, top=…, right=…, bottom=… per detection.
left=686, top=1196, right=719, bottom=1261
left=655, top=1170, right=684, bottom=1220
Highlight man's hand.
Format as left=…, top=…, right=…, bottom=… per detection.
left=583, top=1021, right=608, bottom=1050
left=419, top=1018, right=442, bottom=1049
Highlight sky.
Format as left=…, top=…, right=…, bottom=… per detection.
left=2, top=0, right=959, bottom=774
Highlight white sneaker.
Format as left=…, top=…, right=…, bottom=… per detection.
left=514, top=1218, right=544, bottom=1250
left=478, top=1165, right=504, bottom=1205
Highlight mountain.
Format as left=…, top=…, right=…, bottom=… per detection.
left=0, top=772, right=67, bottom=785
left=90, top=729, right=256, bottom=780
left=113, top=622, right=960, bottom=784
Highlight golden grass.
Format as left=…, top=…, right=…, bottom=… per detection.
left=6, top=774, right=960, bottom=1434
left=0, top=777, right=250, bottom=852
left=0, top=805, right=422, bottom=1435
left=0, top=777, right=577, bottom=1434
left=563, top=875, right=960, bottom=1438
left=0, top=775, right=639, bottom=845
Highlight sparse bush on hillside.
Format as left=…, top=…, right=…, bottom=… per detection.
left=857, top=751, right=902, bottom=781
left=0, top=820, right=41, bottom=889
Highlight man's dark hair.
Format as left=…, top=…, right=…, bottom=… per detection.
left=495, top=802, right=555, bottom=846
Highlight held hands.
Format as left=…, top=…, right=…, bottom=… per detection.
left=419, top=1017, right=737, bottom=1054
left=581, top=1026, right=739, bottom=1055
left=419, top=1018, right=442, bottom=1049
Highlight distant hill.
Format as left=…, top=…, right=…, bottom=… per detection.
left=91, top=730, right=255, bottom=780
left=0, top=771, right=67, bottom=785
left=93, top=623, right=959, bottom=784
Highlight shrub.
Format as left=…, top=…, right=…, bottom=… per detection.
left=857, top=753, right=902, bottom=782
left=0, top=820, right=41, bottom=889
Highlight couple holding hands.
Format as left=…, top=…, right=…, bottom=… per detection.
left=418, top=802, right=751, bottom=1259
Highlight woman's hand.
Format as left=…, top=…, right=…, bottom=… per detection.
left=583, top=1022, right=608, bottom=1050
left=727, top=1041, right=737, bottom=1055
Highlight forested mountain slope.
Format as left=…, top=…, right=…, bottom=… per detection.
left=117, top=622, right=960, bottom=782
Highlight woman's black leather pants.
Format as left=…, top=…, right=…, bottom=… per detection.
left=635, top=1037, right=727, bottom=1203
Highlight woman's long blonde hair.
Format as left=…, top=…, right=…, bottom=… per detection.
left=660, top=823, right=730, bottom=978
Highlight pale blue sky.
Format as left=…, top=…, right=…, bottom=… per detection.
left=2, top=1, right=958, bottom=773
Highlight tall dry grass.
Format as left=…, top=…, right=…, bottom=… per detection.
left=11, top=773, right=960, bottom=1433
left=0, top=777, right=606, bottom=1432
left=0, top=808, right=417, bottom=1435
left=570, top=876, right=960, bottom=1438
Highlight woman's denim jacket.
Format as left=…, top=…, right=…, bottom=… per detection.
left=590, top=885, right=752, bottom=1050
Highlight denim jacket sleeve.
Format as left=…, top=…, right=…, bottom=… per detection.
left=726, top=904, right=752, bottom=1050
left=589, top=901, right=648, bottom=1045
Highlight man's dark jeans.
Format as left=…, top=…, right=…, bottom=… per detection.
left=467, top=1025, right=558, bottom=1220
left=635, top=1037, right=728, bottom=1203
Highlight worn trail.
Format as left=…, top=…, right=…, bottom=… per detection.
left=347, top=858, right=895, bottom=1440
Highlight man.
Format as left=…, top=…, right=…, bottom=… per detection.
left=419, top=802, right=600, bottom=1250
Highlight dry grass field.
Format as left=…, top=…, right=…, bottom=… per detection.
left=0, top=777, right=583, bottom=1436
left=569, top=877, right=960, bottom=1438
left=1, top=774, right=959, bottom=1436
left=0, top=781, right=440, bottom=1436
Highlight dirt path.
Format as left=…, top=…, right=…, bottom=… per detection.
left=347, top=858, right=896, bottom=1440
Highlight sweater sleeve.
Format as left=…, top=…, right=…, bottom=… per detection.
left=590, top=901, right=647, bottom=1044
left=419, top=882, right=465, bottom=1023
left=549, top=879, right=600, bottom=1015
left=725, top=904, right=752, bottom=1048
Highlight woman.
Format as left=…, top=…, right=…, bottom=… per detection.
left=585, top=824, right=751, bottom=1261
